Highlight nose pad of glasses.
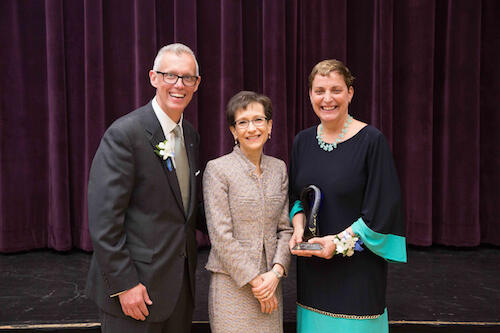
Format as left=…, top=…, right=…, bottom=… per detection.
left=173, top=78, right=185, bottom=87
left=247, top=121, right=258, bottom=130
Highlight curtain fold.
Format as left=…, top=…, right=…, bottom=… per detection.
left=479, top=0, right=500, bottom=244
left=197, top=0, right=245, bottom=162
left=262, top=0, right=288, bottom=160
left=0, top=0, right=498, bottom=252
left=45, top=0, right=71, bottom=250
left=432, top=0, right=483, bottom=246
left=393, top=0, right=436, bottom=246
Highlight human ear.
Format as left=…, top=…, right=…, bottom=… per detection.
left=149, top=70, right=159, bottom=88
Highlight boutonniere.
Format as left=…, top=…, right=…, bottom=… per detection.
left=154, top=139, right=175, bottom=171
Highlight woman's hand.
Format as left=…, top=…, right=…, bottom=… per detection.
left=249, top=275, right=263, bottom=289
left=250, top=273, right=279, bottom=314
left=291, top=235, right=337, bottom=259
left=306, top=236, right=337, bottom=259
left=259, top=295, right=278, bottom=314
left=251, top=271, right=279, bottom=301
left=290, top=212, right=315, bottom=257
left=289, top=213, right=305, bottom=251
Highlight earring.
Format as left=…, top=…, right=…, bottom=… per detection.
left=234, top=138, right=238, bottom=145
left=268, top=133, right=271, bottom=140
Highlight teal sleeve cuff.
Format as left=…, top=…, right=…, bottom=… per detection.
left=352, top=217, right=407, bottom=263
left=289, top=200, right=304, bottom=223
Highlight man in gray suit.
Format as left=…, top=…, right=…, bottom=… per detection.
left=86, top=43, right=202, bottom=332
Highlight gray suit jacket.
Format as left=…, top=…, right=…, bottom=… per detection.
left=85, top=102, right=201, bottom=322
left=203, top=147, right=292, bottom=288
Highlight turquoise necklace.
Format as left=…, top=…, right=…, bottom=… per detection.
left=316, top=114, right=353, bottom=151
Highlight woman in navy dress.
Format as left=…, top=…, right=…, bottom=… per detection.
left=288, top=59, right=407, bottom=333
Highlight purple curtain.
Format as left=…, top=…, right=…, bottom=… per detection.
left=0, top=0, right=498, bottom=252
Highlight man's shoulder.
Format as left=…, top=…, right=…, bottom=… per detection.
left=110, top=102, right=152, bottom=129
left=182, top=118, right=199, bottom=137
left=99, top=103, right=154, bottom=143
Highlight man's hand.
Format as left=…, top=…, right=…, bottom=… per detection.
left=118, top=283, right=153, bottom=321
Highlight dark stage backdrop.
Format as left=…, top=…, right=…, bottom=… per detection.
left=0, top=0, right=499, bottom=252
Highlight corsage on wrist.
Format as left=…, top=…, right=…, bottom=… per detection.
left=333, top=231, right=364, bottom=257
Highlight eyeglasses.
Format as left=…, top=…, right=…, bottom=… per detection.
left=155, top=71, right=199, bottom=87
left=233, top=117, right=268, bottom=129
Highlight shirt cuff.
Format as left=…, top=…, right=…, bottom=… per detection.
left=289, top=200, right=304, bottom=223
left=110, top=290, right=127, bottom=298
left=352, top=217, right=407, bottom=263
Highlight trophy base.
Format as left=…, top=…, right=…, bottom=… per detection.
left=292, top=242, right=322, bottom=251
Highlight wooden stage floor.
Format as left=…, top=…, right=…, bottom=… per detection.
left=1, top=245, right=499, bottom=332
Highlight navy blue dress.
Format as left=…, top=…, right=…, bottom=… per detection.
left=289, top=125, right=406, bottom=328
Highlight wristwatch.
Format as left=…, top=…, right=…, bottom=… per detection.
left=271, top=267, right=282, bottom=279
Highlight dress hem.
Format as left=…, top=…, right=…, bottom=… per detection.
left=297, top=302, right=383, bottom=320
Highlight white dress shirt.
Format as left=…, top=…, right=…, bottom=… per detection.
left=152, top=96, right=185, bottom=169
left=152, top=96, right=184, bottom=141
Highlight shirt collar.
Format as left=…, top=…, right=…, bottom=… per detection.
left=233, top=145, right=267, bottom=175
left=152, top=96, right=184, bottom=138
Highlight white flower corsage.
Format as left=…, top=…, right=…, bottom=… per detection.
left=154, top=139, right=175, bottom=170
left=333, top=231, right=363, bottom=257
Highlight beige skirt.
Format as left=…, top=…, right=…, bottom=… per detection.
left=208, top=266, right=283, bottom=332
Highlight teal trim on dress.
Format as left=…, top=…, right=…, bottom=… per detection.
left=297, top=304, right=388, bottom=333
left=351, top=218, right=407, bottom=263
left=289, top=200, right=304, bottom=222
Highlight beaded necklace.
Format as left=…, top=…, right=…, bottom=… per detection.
left=316, top=114, right=353, bottom=151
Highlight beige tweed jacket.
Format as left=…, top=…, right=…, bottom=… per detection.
left=203, top=146, right=293, bottom=288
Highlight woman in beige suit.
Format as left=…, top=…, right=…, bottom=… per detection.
left=203, top=91, right=293, bottom=333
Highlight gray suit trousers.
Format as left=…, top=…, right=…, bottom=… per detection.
left=99, top=260, right=193, bottom=333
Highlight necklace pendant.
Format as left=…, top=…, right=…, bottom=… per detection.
left=317, top=114, right=353, bottom=152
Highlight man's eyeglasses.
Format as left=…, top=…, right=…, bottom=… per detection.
left=233, top=117, right=268, bottom=129
left=155, top=71, right=199, bottom=87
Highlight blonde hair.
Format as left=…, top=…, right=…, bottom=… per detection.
left=308, top=59, right=354, bottom=89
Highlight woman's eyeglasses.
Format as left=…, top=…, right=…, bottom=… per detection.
left=233, top=117, right=268, bottom=129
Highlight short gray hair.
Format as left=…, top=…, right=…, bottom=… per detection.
left=152, top=43, right=199, bottom=75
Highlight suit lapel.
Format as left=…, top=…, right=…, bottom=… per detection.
left=183, top=123, right=197, bottom=219
left=141, top=104, right=184, bottom=214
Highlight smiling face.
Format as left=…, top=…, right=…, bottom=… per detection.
left=149, top=52, right=200, bottom=121
left=231, top=102, right=272, bottom=156
left=309, top=71, right=354, bottom=125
